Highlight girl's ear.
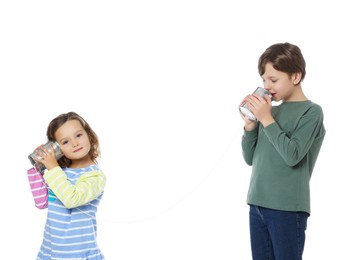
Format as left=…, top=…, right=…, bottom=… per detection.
left=292, top=72, right=302, bottom=85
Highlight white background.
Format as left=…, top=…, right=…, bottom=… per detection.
left=1, top=1, right=351, bottom=259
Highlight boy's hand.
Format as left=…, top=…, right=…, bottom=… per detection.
left=239, top=95, right=258, bottom=131
left=241, top=94, right=275, bottom=128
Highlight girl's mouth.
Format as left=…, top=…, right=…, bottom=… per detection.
left=74, top=147, right=82, bottom=153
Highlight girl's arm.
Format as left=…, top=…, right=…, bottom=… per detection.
left=43, top=166, right=106, bottom=209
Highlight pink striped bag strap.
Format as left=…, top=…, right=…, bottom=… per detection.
left=27, top=167, right=49, bottom=209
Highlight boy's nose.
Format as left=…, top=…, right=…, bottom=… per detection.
left=264, top=85, right=272, bottom=92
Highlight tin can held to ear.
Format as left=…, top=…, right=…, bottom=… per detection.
left=239, top=87, right=272, bottom=121
left=28, top=141, right=63, bottom=174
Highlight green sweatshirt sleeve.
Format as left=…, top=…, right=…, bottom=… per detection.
left=263, top=105, right=325, bottom=167
left=43, top=166, right=106, bottom=209
left=241, top=124, right=259, bottom=166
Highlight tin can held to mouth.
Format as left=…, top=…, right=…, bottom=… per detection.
left=28, top=141, right=63, bottom=173
left=239, top=87, right=272, bottom=121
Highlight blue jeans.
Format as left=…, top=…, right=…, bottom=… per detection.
left=249, top=205, right=309, bottom=260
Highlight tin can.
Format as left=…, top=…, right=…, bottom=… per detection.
left=239, top=87, right=272, bottom=121
left=28, top=141, right=63, bottom=173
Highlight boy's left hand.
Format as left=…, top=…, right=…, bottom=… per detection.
left=245, top=94, right=275, bottom=127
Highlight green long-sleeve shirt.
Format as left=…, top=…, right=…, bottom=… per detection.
left=242, top=100, right=325, bottom=214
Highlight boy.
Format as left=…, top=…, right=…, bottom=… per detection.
left=240, top=42, right=326, bottom=260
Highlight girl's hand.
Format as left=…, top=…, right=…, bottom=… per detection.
left=34, top=143, right=59, bottom=171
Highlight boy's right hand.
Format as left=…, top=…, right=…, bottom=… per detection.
left=239, top=95, right=258, bottom=131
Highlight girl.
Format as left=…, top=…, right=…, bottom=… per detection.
left=31, top=112, right=106, bottom=260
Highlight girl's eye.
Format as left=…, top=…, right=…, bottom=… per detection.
left=77, top=133, right=83, bottom=138
left=62, top=140, right=68, bottom=145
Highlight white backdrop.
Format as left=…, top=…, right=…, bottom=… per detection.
left=1, top=1, right=352, bottom=259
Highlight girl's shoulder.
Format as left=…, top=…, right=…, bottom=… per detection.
left=64, top=164, right=100, bottom=172
left=64, top=164, right=102, bottom=179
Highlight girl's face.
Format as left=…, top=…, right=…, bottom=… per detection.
left=261, top=62, right=301, bottom=102
left=54, top=119, right=91, bottom=163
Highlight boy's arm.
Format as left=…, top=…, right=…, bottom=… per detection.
left=263, top=107, right=325, bottom=166
left=43, top=166, right=106, bottom=209
left=241, top=125, right=259, bottom=166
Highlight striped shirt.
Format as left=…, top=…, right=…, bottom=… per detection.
left=37, top=165, right=106, bottom=260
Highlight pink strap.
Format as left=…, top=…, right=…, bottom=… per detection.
left=27, top=167, right=48, bottom=209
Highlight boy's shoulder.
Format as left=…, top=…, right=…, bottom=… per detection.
left=297, top=101, right=325, bottom=125
left=304, top=100, right=324, bottom=115
left=273, top=100, right=324, bottom=121
left=276, top=100, right=323, bottom=112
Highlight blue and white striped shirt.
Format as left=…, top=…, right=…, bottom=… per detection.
left=37, top=165, right=106, bottom=260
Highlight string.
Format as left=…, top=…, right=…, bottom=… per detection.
left=32, top=133, right=237, bottom=224
left=97, top=133, right=237, bottom=224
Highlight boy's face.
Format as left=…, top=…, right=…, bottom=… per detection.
left=261, top=63, right=301, bottom=102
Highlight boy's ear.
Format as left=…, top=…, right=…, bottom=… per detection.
left=292, top=72, right=302, bottom=85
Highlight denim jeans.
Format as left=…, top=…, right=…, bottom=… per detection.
left=249, top=205, right=309, bottom=260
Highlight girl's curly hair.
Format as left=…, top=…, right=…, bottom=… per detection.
left=46, top=112, right=100, bottom=168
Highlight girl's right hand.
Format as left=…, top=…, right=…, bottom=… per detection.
left=34, top=143, right=60, bottom=171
